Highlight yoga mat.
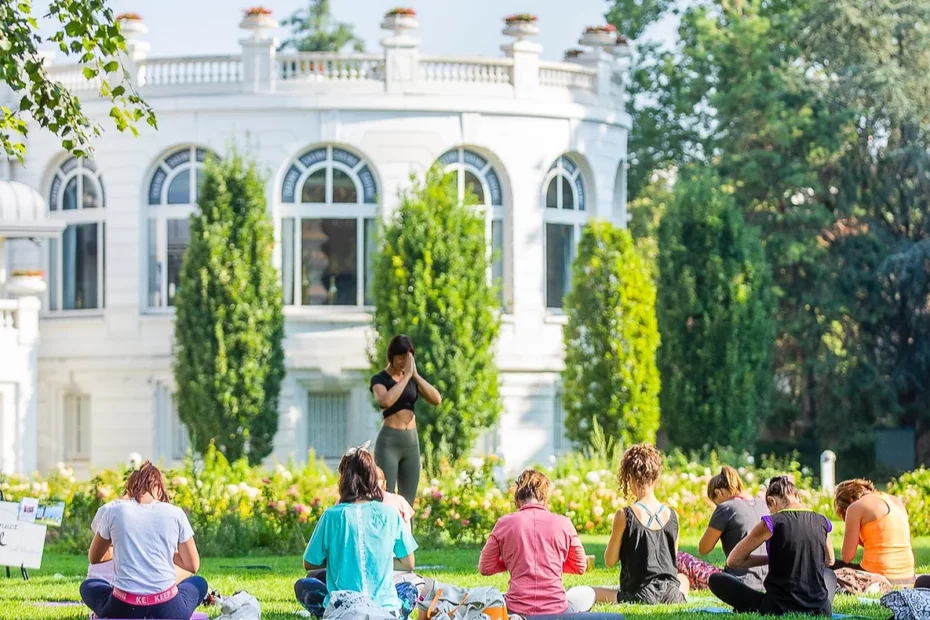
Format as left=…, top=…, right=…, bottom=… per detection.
left=526, top=614, right=625, bottom=620
left=687, top=609, right=866, bottom=619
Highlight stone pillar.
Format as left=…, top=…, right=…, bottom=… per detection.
left=501, top=19, right=541, bottom=99
left=17, top=296, right=39, bottom=473
left=381, top=12, right=420, bottom=94
left=574, top=48, right=615, bottom=104
left=240, top=11, right=279, bottom=93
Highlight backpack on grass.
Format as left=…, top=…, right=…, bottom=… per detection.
left=880, top=588, right=930, bottom=620
left=418, top=581, right=508, bottom=620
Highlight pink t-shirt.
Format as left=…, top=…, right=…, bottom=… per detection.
left=479, top=503, right=587, bottom=615
left=382, top=492, right=414, bottom=532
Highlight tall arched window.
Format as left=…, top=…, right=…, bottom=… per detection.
left=146, top=146, right=212, bottom=308
left=280, top=145, right=379, bottom=307
left=543, top=155, right=587, bottom=309
left=48, top=157, right=105, bottom=311
left=436, top=147, right=505, bottom=304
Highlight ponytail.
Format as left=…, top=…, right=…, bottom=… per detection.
left=706, top=465, right=744, bottom=501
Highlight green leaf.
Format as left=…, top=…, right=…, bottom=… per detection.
left=103, top=60, right=118, bottom=73
left=82, top=66, right=98, bottom=80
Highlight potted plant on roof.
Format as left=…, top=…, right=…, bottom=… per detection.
left=613, top=34, right=633, bottom=59
left=381, top=7, right=419, bottom=34
left=564, top=48, right=585, bottom=60
left=115, top=13, right=146, bottom=37
left=240, top=6, right=277, bottom=38
left=503, top=13, right=539, bottom=40
left=6, top=270, right=47, bottom=297
left=580, top=24, right=617, bottom=48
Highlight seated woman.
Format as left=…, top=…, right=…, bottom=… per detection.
left=680, top=466, right=768, bottom=590
left=709, top=475, right=837, bottom=617
left=80, top=462, right=208, bottom=620
left=294, top=445, right=418, bottom=619
left=833, top=479, right=916, bottom=585
left=593, top=444, right=689, bottom=605
left=479, top=469, right=593, bottom=615
left=378, top=466, right=414, bottom=533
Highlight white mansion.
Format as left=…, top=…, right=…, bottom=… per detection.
left=0, top=10, right=631, bottom=476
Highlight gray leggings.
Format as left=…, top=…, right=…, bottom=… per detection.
left=375, top=427, right=420, bottom=505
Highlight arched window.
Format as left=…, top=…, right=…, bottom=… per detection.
left=280, top=145, right=379, bottom=307
left=543, top=156, right=588, bottom=309
left=436, top=147, right=506, bottom=304
left=48, top=157, right=105, bottom=311
left=146, top=146, right=212, bottom=308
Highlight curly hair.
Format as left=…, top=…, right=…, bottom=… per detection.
left=834, top=479, right=876, bottom=519
left=514, top=469, right=553, bottom=505
left=707, top=465, right=744, bottom=501
left=765, top=475, right=798, bottom=503
left=124, top=461, right=169, bottom=503
left=618, top=444, right=663, bottom=497
left=338, top=450, right=384, bottom=504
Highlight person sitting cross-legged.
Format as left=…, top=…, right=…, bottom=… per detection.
left=479, top=469, right=594, bottom=616
left=80, top=462, right=208, bottom=620
left=294, top=444, right=418, bottom=619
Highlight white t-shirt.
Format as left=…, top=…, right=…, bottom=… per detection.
left=96, top=499, right=194, bottom=595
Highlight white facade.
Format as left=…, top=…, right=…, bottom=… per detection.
left=0, top=13, right=631, bottom=476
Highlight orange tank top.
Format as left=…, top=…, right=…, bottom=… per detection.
left=860, top=494, right=915, bottom=582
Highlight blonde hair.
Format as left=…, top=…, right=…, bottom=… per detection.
left=618, top=444, right=663, bottom=497
left=514, top=469, right=553, bottom=505
left=707, top=466, right=744, bottom=501
left=834, top=479, right=875, bottom=519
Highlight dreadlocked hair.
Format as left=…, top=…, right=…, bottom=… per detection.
left=124, top=461, right=169, bottom=503
left=618, top=444, right=663, bottom=498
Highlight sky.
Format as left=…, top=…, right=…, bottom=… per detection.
left=39, top=0, right=679, bottom=62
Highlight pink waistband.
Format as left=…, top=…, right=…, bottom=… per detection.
left=112, top=585, right=178, bottom=606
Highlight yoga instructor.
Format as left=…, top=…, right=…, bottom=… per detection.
left=370, top=335, right=442, bottom=504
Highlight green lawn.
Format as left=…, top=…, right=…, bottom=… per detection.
left=2, top=536, right=927, bottom=620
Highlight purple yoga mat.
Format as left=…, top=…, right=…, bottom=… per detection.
left=89, top=613, right=208, bottom=620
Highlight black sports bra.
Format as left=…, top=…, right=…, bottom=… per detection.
left=370, top=370, right=418, bottom=419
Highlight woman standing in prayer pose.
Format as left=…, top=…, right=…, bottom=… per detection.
left=370, top=334, right=442, bottom=504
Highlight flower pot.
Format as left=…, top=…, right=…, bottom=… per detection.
left=380, top=14, right=419, bottom=35
left=613, top=42, right=632, bottom=59
left=503, top=21, right=539, bottom=40
left=239, top=14, right=278, bottom=39
left=6, top=275, right=47, bottom=297
left=580, top=31, right=616, bottom=48
left=117, top=18, right=148, bottom=39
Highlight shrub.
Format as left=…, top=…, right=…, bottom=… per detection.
left=369, top=168, right=502, bottom=471
left=562, top=220, right=661, bottom=449
left=173, top=149, right=285, bottom=465
left=887, top=467, right=930, bottom=536
left=658, top=169, right=775, bottom=453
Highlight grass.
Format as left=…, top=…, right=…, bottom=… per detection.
left=2, top=536, right=927, bottom=620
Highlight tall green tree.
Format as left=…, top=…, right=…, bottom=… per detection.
left=279, top=0, right=364, bottom=52
left=0, top=0, right=155, bottom=161
left=562, top=221, right=660, bottom=448
left=657, top=169, right=775, bottom=452
left=370, top=168, right=501, bottom=470
left=173, top=149, right=285, bottom=465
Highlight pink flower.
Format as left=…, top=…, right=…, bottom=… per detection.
left=460, top=519, right=470, bottom=527
left=288, top=485, right=300, bottom=497
left=293, top=503, right=309, bottom=515
left=432, top=491, right=442, bottom=500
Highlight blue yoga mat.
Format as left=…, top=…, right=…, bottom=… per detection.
left=688, top=608, right=865, bottom=619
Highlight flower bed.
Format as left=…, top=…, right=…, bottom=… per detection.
left=504, top=14, right=537, bottom=24
left=2, top=447, right=923, bottom=556
left=385, top=8, right=416, bottom=17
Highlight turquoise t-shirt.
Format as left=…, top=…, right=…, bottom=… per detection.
left=304, top=501, right=418, bottom=610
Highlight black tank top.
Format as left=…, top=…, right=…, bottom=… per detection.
left=619, top=504, right=680, bottom=594
left=369, top=370, right=418, bottom=419
left=762, top=510, right=832, bottom=616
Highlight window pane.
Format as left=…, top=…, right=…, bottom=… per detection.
left=307, top=392, right=348, bottom=459
left=332, top=169, right=357, bottom=203
left=491, top=219, right=503, bottom=305
left=167, top=169, right=191, bottom=204
left=166, top=218, right=190, bottom=306
left=464, top=171, right=485, bottom=204
left=194, top=168, right=204, bottom=203
left=301, top=219, right=358, bottom=305
left=364, top=218, right=377, bottom=306
left=148, top=219, right=161, bottom=307
left=301, top=169, right=326, bottom=203
left=49, top=238, right=59, bottom=310
left=63, top=177, right=78, bottom=211
left=546, top=178, right=558, bottom=208
left=562, top=176, right=575, bottom=210
left=281, top=218, right=295, bottom=305
left=82, top=174, right=100, bottom=209
left=546, top=224, right=573, bottom=309
left=62, top=223, right=100, bottom=310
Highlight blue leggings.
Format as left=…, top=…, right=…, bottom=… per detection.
left=294, top=577, right=418, bottom=619
left=80, top=576, right=208, bottom=619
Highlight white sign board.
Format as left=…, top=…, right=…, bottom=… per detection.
left=0, top=501, right=47, bottom=570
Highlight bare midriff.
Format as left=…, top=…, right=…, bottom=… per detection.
left=383, top=408, right=416, bottom=430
